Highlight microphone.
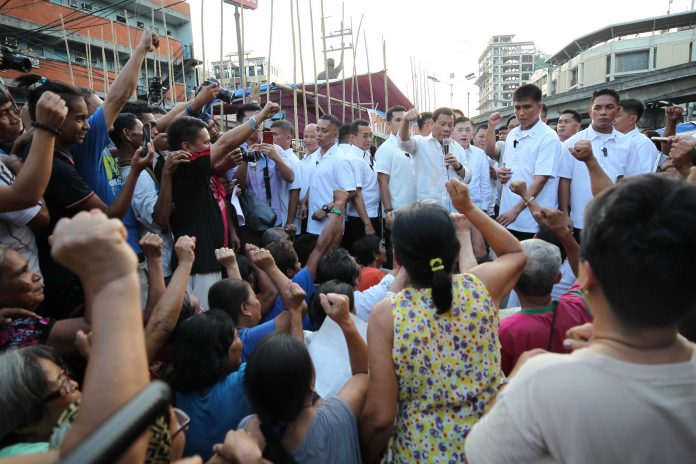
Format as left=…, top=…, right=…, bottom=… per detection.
left=443, top=137, right=450, bottom=155
left=602, top=147, right=608, bottom=157
left=513, top=139, right=519, bottom=148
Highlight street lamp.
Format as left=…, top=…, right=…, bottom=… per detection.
left=427, top=75, right=440, bottom=108
left=465, top=73, right=476, bottom=116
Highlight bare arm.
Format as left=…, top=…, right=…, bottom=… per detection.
left=558, top=178, right=571, bottom=215
left=144, top=236, right=195, bottom=363
left=447, top=180, right=526, bottom=306
left=485, top=113, right=503, bottom=159
left=154, top=102, right=187, bottom=132
left=377, top=173, right=392, bottom=211
left=452, top=214, right=478, bottom=273
left=286, top=188, right=300, bottom=227
left=139, top=233, right=165, bottom=322
left=27, top=201, right=50, bottom=229
left=360, top=299, right=397, bottom=461
left=398, top=109, right=420, bottom=154
left=0, top=92, right=67, bottom=212
left=102, top=32, right=158, bottom=130
left=210, top=102, right=280, bottom=165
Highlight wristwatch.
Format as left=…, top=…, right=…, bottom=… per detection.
left=321, top=204, right=330, bottom=213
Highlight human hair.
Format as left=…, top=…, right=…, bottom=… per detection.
left=506, top=115, right=517, bottom=126
left=109, top=112, right=140, bottom=148
left=15, top=74, right=83, bottom=121
left=386, top=105, right=405, bottom=122
left=560, top=109, right=581, bottom=123
left=516, top=239, right=562, bottom=297
left=338, top=124, right=351, bottom=144
left=270, top=119, right=294, bottom=136
left=167, top=309, right=237, bottom=393
left=244, top=333, right=314, bottom=464
left=150, top=105, right=167, bottom=115
left=581, top=175, right=696, bottom=329
left=267, top=240, right=299, bottom=276
left=293, top=234, right=317, bottom=268
left=540, top=103, right=548, bottom=117
left=534, top=225, right=568, bottom=262
left=319, top=114, right=340, bottom=129
left=476, top=124, right=488, bottom=132
left=207, top=278, right=251, bottom=325
left=619, top=98, right=645, bottom=121
left=78, top=87, right=95, bottom=99
left=122, top=100, right=154, bottom=120
left=432, top=108, right=454, bottom=124
left=0, top=85, right=11, bottom=107
left=351, top=234, right=382, bottom=266
left=261, top=227, right=289, bottom=246
left=454, top=116, right=472, bottom=127
left=166, top=116, right=207, bottom=150
left=316, top=248, right=360, bottom=287
left=417, top=111, right=433, bottom=130
left=236, top=103, right=261, bottom=122
left=452, top=108, right=464, bottom=117
left=513, top=84, right=542, bottom=103
left=308, top=279, right=355, bottom=327
left=591, top=88, right=620, bottom=106
left=235, top=255, right=256, bottom=287
left=392, top=203, right=459, bottom=314
left=0, top=345, right=64, bottom=443
left=350, top=119, right=370, bottom=135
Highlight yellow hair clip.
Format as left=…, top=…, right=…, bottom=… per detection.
left=429, top=258, right=445, bottom=272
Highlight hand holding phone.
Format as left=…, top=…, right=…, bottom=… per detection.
left=262, top=130, right=273, bottom=145
left=143, top=123, right=153, bottom=157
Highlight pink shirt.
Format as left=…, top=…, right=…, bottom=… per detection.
left=499, top=286, right=593, bottom=376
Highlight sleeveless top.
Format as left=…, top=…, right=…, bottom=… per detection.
left=384, top=273, right=505, bottom=463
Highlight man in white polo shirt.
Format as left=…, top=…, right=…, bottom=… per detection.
left=496, top=84, right=561, bottom=241
left=613, top=98, right=658, bottom=174
left=398, top=106, right=472, bottom=212
left=557, top=88, right=639, bottom=235
left=375, top=105, right=416, bottom=227
left=304, top=114, right=356, bottom=236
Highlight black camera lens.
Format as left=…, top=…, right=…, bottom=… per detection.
left=239, top=147, right=257, bottom=162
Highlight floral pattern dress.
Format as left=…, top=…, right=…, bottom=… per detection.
left=383, top=273, right=504, bottom=463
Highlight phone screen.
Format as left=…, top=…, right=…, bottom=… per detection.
left=262, top=130, right=273, bottom=145
left=143, top=123, right=152, bottom=156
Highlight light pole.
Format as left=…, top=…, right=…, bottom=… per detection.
left=427, top=75, right=440, bottom=108
left=465, top=72, right=476, bottom=116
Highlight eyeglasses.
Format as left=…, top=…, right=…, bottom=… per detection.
left=172, top=407, right=191, bottom=438
left=43, top=369, right=77, bottom=403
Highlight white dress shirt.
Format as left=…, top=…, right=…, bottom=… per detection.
left=499, top=121, right=561, bottom=233
left=343, top=144, right=380, bottom=218
left=626, top=127, right=659, bottom=175
left=461, top=144, right=494, bottom=211
left=398, top=134, right=472, bottom=212
left=374, top=134, right=417, bottom=210
left=306, top=144, right=357, bottom=235
left=556, top=126, right=637, bottom=229
left=279, top=147, right=303, bottom=230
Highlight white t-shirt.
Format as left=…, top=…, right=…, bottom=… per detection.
left=299, top=150, right=317, bottom=203
left=0, top=159, right=42, bottom=277
left=374, top=134, right=416, bottom=210
left=462, top=145, right=493, bottom=211
left=555, top=126, right=636, bottom=229
left=343, top=144, right=380, bottom=218
left=121, top=165, right=174, bottom=277
left=398, top=134, right=472, bottom=212
left=626, top=127, right=659, bottom=175
left=307, top=144, right=357, bottom=235
left=499, top=121, right=561, bottom=233
left=466, top=347, right=696, bottom=463
left=279, top=147, right=302, bottom=230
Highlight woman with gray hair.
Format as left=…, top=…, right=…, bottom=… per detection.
left=498, top=238, right=592, bottom=375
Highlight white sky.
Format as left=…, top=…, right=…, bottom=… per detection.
left=189, top=0, right=694, bottom=116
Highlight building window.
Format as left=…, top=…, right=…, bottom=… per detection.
left=615, top=50, right=649, bottom=73
left=4, top=37, right=18, bottom=47
left=117, top=15, right=127, bottom=24
left=606, top=55, right=611, bottom=75
left=81, top=2, right=92, bottom=10
left=137, top=21, right=145, bottom=29
left=569, top=67, right=578, bottom=87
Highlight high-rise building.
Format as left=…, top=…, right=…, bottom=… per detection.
left=0, top=0, right=200, bottom=104
left=475, top=35, right=546, bottom=113
left=210, top=55, right=281, bottom=91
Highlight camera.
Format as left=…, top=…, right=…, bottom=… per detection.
left=0, top=44, right=32, bottom=73
left=202, top=78, right=234, bottom=103
left=239, top=147, right=258, bottom=163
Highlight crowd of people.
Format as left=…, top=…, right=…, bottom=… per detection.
left=0, top=30, right=695, bottom=463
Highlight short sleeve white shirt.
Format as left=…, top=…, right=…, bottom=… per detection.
left=374, top=134, right=417, bottom=211
left=626, top=127, right=659, bottom=175
left=345, top=145, right=380, bottom=218
left=398, top=134, right=472, bottom=212
left=299, top=150, right=317, bottom=203
left=556, top=126, right=633, bottom=229
left=499, top=121, right=561, bottom=233
left=307, top=144, right=357, bottom=235
left=278, top=148, right=302, bottom=230
left=0, top=160, right=42, bottom=277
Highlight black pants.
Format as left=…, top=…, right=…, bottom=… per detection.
left=341, top=216, right=382, bottom=251
left=573, top=227, right=582, bottom=245
left=509, top=229, right=536, bottom=242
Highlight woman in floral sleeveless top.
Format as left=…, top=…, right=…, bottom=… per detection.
left=360, top=179, right=527, bottom=463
